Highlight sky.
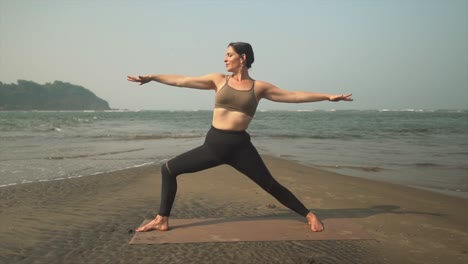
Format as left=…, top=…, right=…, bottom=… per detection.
left=1, top=0, right=467, bottom=111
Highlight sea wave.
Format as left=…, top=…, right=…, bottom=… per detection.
left=45, top=148, right=145, bottom=160
left=378, top=109, right=467, bottom=113
left=126, top=134, right=204, bottom=140
left=0, top=161, right=156, bottom=188
left=255, top=133, right=363, bottom=140
left=314, top=164, right=385, bottom=172
left=87, top=133, right=205, bottom=140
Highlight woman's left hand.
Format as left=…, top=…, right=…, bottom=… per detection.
left=328, top=94, right=353, bottom=102
left=127, top=75, right=152, bottom=85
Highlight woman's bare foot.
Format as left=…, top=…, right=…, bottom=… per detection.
left=306, top=212, right=324, bottom=232
left=136, top=215, right=169, bottom=232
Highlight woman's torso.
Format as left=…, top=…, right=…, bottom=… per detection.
left=212, top=75, right=261, bottom=131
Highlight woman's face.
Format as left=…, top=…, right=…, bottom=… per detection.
left=224, top=46, right=244, bottom=72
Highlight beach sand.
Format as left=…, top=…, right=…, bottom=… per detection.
left=1, top=155, right=467, bottom=264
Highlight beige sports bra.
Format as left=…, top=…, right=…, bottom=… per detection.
left=214, top=76, right=258, bottom=117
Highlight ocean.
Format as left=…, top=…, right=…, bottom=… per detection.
left=1, top=110, right=467, bottom=199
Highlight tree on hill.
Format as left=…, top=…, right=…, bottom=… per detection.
left=0, top=80, right=111, bottom=110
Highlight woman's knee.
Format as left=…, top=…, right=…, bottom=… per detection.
left=161, top=161, right=174, bottom=177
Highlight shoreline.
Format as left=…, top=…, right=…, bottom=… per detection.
left=0, top=161, right=158, bottom=188
left=2, top=154, right=466, bottom=201
left=2, top=110, right=467, bottom=204
left=1, top=155, right=467, bottom=263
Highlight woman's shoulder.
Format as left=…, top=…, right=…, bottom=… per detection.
left=252, top=80, right=283, bottom=99
left=253, top=80, right=274, bottom=90
left=205, top=73, right=228, bottom=78
left=203, top=73, right=229, bottom=83
left=203, top=73, right=229, bottom=90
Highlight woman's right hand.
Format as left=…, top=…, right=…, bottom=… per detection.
left=127, top=75, right=152, bottom=85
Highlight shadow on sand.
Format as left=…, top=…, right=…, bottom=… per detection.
left=162, top=204, right=443, bottom=230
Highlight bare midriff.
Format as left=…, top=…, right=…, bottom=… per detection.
left=212, top=108, right=253, bottom=131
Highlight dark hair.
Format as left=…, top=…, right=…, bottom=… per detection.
left=228, top=42, right=254, bottom=69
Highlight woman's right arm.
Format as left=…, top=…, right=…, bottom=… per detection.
left=127, top=73, right=224, bottom=91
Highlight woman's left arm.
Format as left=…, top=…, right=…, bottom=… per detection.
left=259, top=81, right=353, bottom=103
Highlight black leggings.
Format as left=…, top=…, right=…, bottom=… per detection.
left=159, top=126, right=310, bottom=217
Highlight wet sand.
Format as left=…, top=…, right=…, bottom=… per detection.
left=1, top=155, right=467, bottom=264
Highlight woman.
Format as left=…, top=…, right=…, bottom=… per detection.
left=127, top=42, right=352, bottom=233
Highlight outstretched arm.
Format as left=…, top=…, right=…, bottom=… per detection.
left=259, top=81, right=353, bottom=103
left=127, top=73, right=224, bottom=91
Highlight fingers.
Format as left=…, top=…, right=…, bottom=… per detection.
left=338, top=94, right=353, bottom=101
left=330, top=93, right=353, bottom=102
left=344, top=94, right=353, bottom=101
left=127, top=75, right=147, bottom=85
left=127, top=75, right=140, bottom=82
left=138, top=76, right=147, bottom=85
left=131, top=75, right=150, bottom=85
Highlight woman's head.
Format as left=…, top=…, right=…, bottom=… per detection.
left=225, top=42, right=254, bottom=72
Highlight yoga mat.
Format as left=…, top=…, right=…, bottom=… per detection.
left=129, top=217, right=371, bottom=244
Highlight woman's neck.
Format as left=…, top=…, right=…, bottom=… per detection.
left=231, top=69, right=250, bottom=81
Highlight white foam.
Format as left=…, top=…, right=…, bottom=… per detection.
left=0, top=161, right=157, bottom=188
left=0, top=183, right=17, bottom=187
left=285, top=109, right=316, bottom=112
left=378, top=109, right=437, bottom=112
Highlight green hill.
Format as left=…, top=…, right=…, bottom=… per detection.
left=0, top=80, right=111, bottom=110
